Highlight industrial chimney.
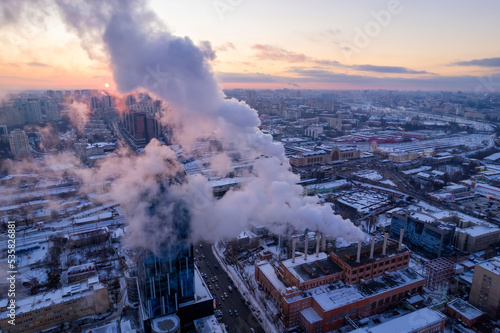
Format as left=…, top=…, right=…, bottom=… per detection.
left=315, top=231, right=320, bottom=257
left=356, top=240, right=362, bottom=263
left=369, top=235, right=375, bottom=260
left=398, top=227, right=404, bottom=251
left=382, top=232, right=388, bottom=256
left=321, top=232, right=327, bottom=251
left=292, top=237, right=297, bottom=263
left=304, top=233, right=309, bottom=261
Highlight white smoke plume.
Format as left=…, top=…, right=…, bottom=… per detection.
left=63, top=101, right=90, bottom=134
left=8, top=0, right=363, bottom=253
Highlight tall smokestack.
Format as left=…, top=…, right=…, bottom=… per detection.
left=292, top=237, right=296, bottom=263
left=398, top=227, right=404, bottom=251
left=382, top=232, right=388, bottom=256
left=315, top=231, right=320, bottom=257
left=321, top=232, right=327, bottom=251
left=370, top=235, right=375, bottom=260
left=356, top=240, right=362, bottom=263
left=304, top=233, right=309, bottom=261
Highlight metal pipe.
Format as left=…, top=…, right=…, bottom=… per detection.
left=321, top=232, right=327, bottom=251
left=292, top=237, right=296, bottom=263
left=370, top=235, right=375, bottom=259
left=356, top=240, right=362, bottom=263
left=304, top=234, right=309, bottom=261
left=315, top=231, right=320, bottom=257
left=398, top=227, right=404, bottom=251
left=382, top=232, right=388, bottom=256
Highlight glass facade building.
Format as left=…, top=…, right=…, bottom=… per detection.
left=137, top=198, right=195, bottom=319
left=391, top=210, right=455, bottom=258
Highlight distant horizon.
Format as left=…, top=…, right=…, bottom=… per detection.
left=3, top=86, right=499, bottom=94
left=1, top=1, right=499, bottom=93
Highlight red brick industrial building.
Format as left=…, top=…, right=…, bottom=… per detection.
left=255, top=234, right=425, bottom=332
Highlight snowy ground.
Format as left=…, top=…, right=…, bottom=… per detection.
left=353, top=170, right=383, bottom=181
left=379, top=179, right=397, bottom=187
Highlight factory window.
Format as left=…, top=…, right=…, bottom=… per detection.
left=385, top=297, right=390, bottom=304
left=359, top=267, right=364, bottom=273
left=378, top=300, right=383, bottom=307
left=364, top=304, right=370, bottom=311
left=391, top=295, right=396, bottom=302
left=391, top=258, right=395, bottom=263
left=371, top=302, right=376, bottom=310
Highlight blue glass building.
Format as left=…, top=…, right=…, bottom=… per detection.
left=137, top=196, right=195, bottom=320
left=390, top=210, right=455, bottom=258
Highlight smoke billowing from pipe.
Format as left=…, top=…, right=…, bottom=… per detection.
left=6, top=0, right=363, bottom=255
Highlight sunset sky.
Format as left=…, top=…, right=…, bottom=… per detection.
left=1, top=0, right=500, bottom=92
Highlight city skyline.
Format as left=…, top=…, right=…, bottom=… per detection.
left=1, top=0, right=500, bottom=92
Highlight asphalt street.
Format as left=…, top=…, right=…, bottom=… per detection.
left=196, top=242, right=265, bottom=333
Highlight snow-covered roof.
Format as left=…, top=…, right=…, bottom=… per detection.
left=459, top=225, right=500, bottom=237
left=477, top=256, right=500, bottom=275
left=352, top=308, right=445, bottom=333
left=0, top=279, right=106, bottom=318
left=285, top=267, right=423, bottom=312
left=300, top=307, right=322, bottom=323
left=447, top=298, right=484, bottom=320
left=256, top=261, right=287, bottom=294
left=304, top=179, right=348, bottom=191
left=484, top=152, right=500, bottom=161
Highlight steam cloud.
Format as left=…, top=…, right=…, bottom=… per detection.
left=6, top=0, right=363, bottom=255
left=64, top=101, right=90, bottom=134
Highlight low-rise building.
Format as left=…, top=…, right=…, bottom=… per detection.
left=255, top=238, right=423, bottom=332
left=67, top=227, right=110, bottom=249
left=351, top=307, right=446, bottom=333
left=67, top=262, right=97, bottom=283
left=454, top=226, right=500, bottom=253
left=289, top=150, right=329, bottom=167
left=388, top=151, right=419, bottom=163
left=289, top=147, right=361, bottom=167
left=0, top=278, right=110, bottom=333
left=446, top=298, right=485, bottom=328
